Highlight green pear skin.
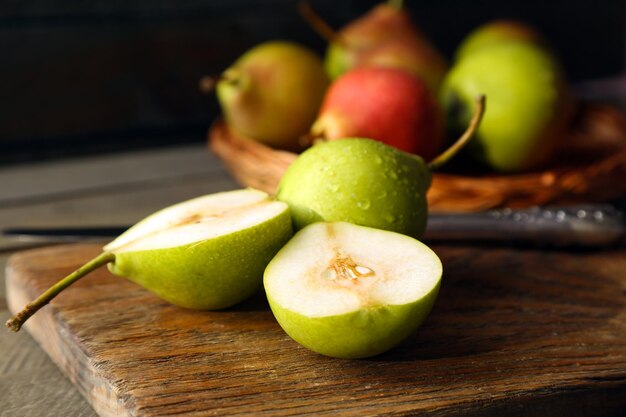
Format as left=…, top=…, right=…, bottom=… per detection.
left=217, top=41, right=329, bottom=150
left=267, top=290, right=440, bottom=359
left=276, top=138, right=431, bottom=238
left=109, top=209, right=292, bottom=310
left=441, top=41, right=573, bottom=172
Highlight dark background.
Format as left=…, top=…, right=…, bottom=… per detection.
left=1, top=0, right=624, bottom=165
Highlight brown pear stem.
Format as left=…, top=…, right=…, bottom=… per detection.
left=427, top=94, right=486, bottom=172
left=199, top=76, right=217, bottom=94
left=298, top=1, right=347, bottom=46
left=198, top=71, right=240, bottom=94
left=5, top=251, right=115, bottom=332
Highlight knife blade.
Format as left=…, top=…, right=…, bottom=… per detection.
left=423, top=204, right=625, bottom=247
left=3, top=204, right=625, bottom=248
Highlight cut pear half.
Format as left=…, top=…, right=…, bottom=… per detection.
left=264, top=221, right=442, bottom=359
left=7, top=189, right=293, bottom=332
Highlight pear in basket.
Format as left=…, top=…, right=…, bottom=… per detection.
left=441, top=29, right=574, bottom=172
left=309, top=66, right=444, bottom=161
left=300, top=0, right=447, bottom=92
left=201, top=41, right=329, bottom=151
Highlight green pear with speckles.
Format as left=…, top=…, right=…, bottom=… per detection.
left=277, top=138, right=431, bottom=238
left=264, top=221, right=442, bottom=358
left=6, top=189, right=292, bottom=332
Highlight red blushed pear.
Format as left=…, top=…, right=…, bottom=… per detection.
left=300, top=1, right=447, bottom=92
left=333, top=2, right=418, bottom=48
left=309, top=67, right=444, bottom=161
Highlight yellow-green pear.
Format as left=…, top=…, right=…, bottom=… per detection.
left=441, top=41, right=574, bottom=172
left=6, top=189, right=292, bottom=332
left=216, top=41, right=329, bottom=150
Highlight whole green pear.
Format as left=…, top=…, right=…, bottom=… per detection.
left=264, top=221, right=442, bottom=359
left=440, top=41, right=574, bottom=172
left=216, top=41, right=329, bottom=150
left=276, top=138, right=432, bottom=238
left=6, top=189, right=292, bottom=332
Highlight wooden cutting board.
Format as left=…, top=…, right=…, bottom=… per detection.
left=5, top=243, right=626, bottom=416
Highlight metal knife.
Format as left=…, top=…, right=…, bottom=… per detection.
left=3, top=204, right=625, bottom=248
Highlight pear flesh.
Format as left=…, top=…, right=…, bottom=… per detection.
left=264, top=222, right=442, bottom=359
left=104, top=189, right=292, bottom=310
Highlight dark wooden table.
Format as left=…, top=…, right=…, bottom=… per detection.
left=1, top=144, right=625, bottom=416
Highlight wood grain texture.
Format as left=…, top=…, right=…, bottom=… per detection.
left=5, top=244, right=626, bottom=417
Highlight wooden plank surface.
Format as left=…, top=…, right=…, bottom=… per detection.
left=5, top=243, right=626, bottom=416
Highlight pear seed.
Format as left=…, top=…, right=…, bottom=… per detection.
left=355, top=265, right=374, bottom=276
left=345, top=268, right=358, bottom=280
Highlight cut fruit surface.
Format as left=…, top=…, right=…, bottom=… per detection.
left=264, top=222, right=442, bottom=358
left=265, top=222, right=440, bottom=317
left=104, top=189, right=285, bottom=253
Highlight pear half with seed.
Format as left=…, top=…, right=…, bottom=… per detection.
left=7, top=189, right=292, bottom=332
left=264, top=222, right=442, bottom=359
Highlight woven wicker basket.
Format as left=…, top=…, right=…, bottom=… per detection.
left=209, top=103, right=626, bottom=212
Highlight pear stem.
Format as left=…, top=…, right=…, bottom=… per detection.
left=427, top=94, right=486, bottom=172
left=199, top=76, right=217, bottom=94
left=5, top=251, right=115, bottom=332
left=198, top=71, right=239, bottom=94
left=298, top=1, right=346, bottom=46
